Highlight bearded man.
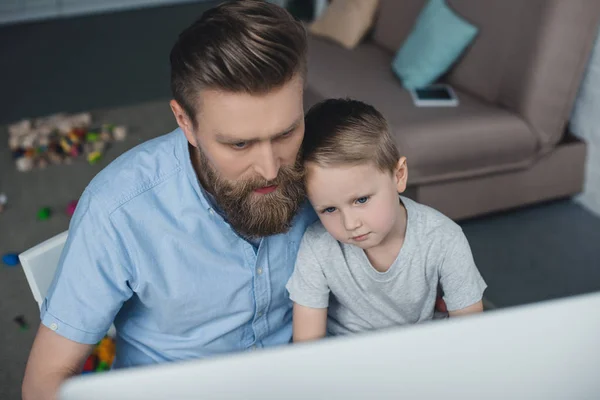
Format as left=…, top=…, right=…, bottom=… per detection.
left=23, top=2, right=315, bottom=399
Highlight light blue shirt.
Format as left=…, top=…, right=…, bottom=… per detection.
left=41, top=128, right=316, bottom=368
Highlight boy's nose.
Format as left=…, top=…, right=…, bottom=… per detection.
left=342, top=212, right=361, bottom=231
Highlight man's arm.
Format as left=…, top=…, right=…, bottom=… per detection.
left=448, top=300, right=483, bottom=317
left=22, top=325, right=94, bottom=400
left=292, top=303, right=328, bottom=342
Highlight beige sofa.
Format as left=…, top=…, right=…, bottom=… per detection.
left=303, top=0, right=600, bottom=220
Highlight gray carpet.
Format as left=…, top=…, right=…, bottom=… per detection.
left=1, top=2, right=600, bottom=400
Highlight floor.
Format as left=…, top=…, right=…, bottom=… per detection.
left=1, top=2, right=600, bottom=400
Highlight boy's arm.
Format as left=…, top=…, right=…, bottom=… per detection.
left=292, top=303, right=328, bottom=342
left=439, top=228, right=487, bottom=315
left=448, top=300, right=483, bottom=317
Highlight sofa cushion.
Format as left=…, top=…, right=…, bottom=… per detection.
left=309, top=0, right=379, bottom=50
left=306, top=34, right=538, bottom=184
left=372, top=0, right=427, bottom=53
left=391, top=0, right=478, bottom=89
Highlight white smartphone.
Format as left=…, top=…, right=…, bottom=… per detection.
left=409, top=84, right=459, bottom=107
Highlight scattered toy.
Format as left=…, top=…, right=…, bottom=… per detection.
left=7, top=113, right=127, bottom=171
left=16, top=157, right=34, bottom=172
left=87, top=151, right=102, bottom=165
left=0, top=193, right=6, bottom=213
left=79, top=336, right=116, bottom=374
left=2, top=253, right=19, bottom=266
left=96, top=361, right=110, bottom=372
left=66, top=200, right=78, bottom=217
left=83, top=354, right=97, bottom=373
left=37, top=207, right=52, bottom=221
left=96, top=337, right=116, bottom=366
left=14, top=315, right=29, bottom=331
left=112, top=125, right=127, bottom=141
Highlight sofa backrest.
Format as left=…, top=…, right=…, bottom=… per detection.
left=372, top=0, right=600, bottom=152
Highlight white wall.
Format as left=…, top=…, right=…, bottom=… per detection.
left=570, top=28, right=600, bottom=216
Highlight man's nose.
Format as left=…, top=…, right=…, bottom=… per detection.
left=342, top=211, right=361, bottom=232
left=254, top=141, right=280, bottom=182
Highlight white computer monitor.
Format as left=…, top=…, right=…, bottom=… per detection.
left=60, top=292, right=600, bottom=400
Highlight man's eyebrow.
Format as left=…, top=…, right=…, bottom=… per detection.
left=214, top=115, right=303, bottom=143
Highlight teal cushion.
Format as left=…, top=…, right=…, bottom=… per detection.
left=391, top=0, right=478, bottom=89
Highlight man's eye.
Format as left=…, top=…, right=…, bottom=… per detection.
left=356, top=196, right=369, bottom=204
left=322, top=207, right=336, bottom=214
left=232, top=142, right=249, bottom=150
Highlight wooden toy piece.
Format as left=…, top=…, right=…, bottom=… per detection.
left=92, top=141, right=107, bottom=154
left=112, top=125, right=127, bottom=141
left=86, top=132, right=99, bottom=142
left=83, top=354, right=97, bottom=372
left=66, top=200, right=78, bottom=217
left=16, top=157, right=34, bottom=172
left=100, top=131, right=112, bottom=143
left=0, top=193, right=6, bottom=213
left=36, top=158, right=49, bottom=170
left=14, top=315, right=29, bottom=331
left=8, top=119, right=31, bottom=137
left=88, top=151, right=102, bottom=165
left=3, top=253, right=20, bottom=266
left=96, top=337, right=116, bottom=365
left=47, top=151, right=63, bottom=165
left=37, top=207, right=52, bottom=221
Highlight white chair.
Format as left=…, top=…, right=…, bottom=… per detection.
left=20, top=230, right=69, bottom=308
left=19, top=231, right=116, bottom=337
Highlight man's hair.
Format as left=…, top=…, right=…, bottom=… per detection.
left=303, top=98, right=400, bottom=174
left=170, top=0, right=307, bottom=126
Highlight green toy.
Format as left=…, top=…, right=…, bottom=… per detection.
left=37, top=207, right=51, bottom=221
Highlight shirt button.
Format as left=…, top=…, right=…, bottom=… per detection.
left=49, top=323, right=58, bottom=331
left=257, top=312, right=263, bottom=317
left=257, top=267, right=263, bottom=275
left=208, top=208, right=214, bottom=215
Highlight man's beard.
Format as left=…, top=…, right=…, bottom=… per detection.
left=195, top=148, right=306, bottom=238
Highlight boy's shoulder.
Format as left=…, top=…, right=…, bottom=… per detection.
left=303, top=219, right=336, bottom=244
left=402, top=196, right=463, bottom=241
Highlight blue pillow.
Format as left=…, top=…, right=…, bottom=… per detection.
left=391, top=0, right=478, bottom=89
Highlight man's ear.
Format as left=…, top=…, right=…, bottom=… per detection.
left=394, top=157, right=408, bottom=193
left=170, top=99, right=198, bottom=147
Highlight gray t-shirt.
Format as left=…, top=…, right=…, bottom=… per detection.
left=286, top=196, right=487, bottom=336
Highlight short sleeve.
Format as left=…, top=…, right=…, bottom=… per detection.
left=439, top=230, right=487, bottom=311
left=41, top=189, right=134, bottom=344
left=285, top=232, right=330, bottom=309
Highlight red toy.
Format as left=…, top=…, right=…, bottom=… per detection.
left=83, top=354, right=97, bottom=372
left=66, top=200, right=78, bottom=217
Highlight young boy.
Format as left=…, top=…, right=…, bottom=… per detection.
left=287, top=98, right=487, bottom=342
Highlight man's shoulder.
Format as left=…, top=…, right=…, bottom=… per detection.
left=86, top=129, right=185, bottom=212
left=403, top=196, right=462, bottom=240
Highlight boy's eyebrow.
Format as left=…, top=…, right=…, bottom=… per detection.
left=214, top=116, right=303, bottom=143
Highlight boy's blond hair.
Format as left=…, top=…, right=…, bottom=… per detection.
left=302, top=98, right=400, bottom=174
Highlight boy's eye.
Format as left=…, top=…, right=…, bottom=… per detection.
left=322, top=207, right=336, bottom=214
left=356, top=196, right=369, bottom=204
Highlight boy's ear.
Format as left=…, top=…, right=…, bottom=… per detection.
left=394, top=157, right=408, bottom=193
